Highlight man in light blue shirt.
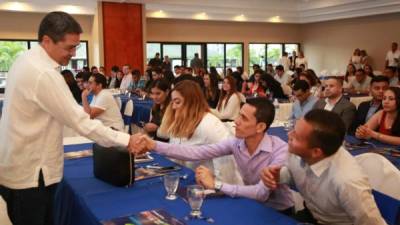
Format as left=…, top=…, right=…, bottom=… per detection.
left=290, top=80, right=318, bottom=120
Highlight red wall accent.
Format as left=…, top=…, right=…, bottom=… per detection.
left=102, top=2, right=143, bottom=74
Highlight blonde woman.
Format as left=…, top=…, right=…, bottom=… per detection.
left=159, top=80, right=242, bottom=184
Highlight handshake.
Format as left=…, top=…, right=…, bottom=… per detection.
left=127, top=133, right=156, bottom=155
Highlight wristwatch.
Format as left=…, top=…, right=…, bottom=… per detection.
left=214, top=180, right=223, bottom=191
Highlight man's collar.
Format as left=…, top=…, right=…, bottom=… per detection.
left=239, top=133, right=274, bottom=155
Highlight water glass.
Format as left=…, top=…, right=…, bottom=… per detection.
left=187, top=185, right=205, bottom=217
left=163, top=172, right=180, bottom=200
left=283, top=119, right=294, bottom=131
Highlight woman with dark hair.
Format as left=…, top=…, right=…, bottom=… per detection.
left=209, top=66, right=221, bottom=81
left=364, top=64, right=375, bottom=78
left=163, top=70, right=175, bottom=85
left=61, top=69, right=82, bottom=103
left=212, top=76, right=244, bottom=121
left=144, top=79, right=171, bottom=140
left=260, top=72, right=287, bottom=99
left=356, top=87, right=400, bottom=145
left=299, top=69, right=322, bottom=97
left=242, top=69, right=265, bottom=97
left=344, top=63, right=356, bottom=89
left=203, top=73, right=219, bottom=108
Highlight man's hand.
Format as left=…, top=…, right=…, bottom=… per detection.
left=195, top=166, right=215, bottom=190
left=260, top=166, right=281, bottom=190
left=128, top=134, right=156, bottom=155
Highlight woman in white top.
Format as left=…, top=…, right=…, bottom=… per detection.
left=295, top=50, right=308, bottom=69
left=349, top=48, right=362, bottom=69
left=213, top=76, right=244, bottom=121
left=82, top=73, right=124, bottom=131
left=159, top=80, right=242, bottom=184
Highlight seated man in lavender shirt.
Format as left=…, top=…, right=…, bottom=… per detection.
left=133, top=98, right=294, bottom=214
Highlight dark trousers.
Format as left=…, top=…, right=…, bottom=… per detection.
left=0, top=171, right=58, bottom=225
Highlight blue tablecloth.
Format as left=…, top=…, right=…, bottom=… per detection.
left=119, top=95, right=153, bottom=127
left=56, top=144, right=297, bottom=225
left=267, top=127, right=400, bottom=168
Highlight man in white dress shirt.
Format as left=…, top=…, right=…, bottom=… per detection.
left=0, top=12, right=138, bottom=225
left=385, top=42, right=400, bottom=68
left=120, top=64, right=133, bottom=91
left=279, top=52, right=291, bottom=72
left=274, top=65, right=290, bottom=85
left=261, top=109, right=386, bottom=225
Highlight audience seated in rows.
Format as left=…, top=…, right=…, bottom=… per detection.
left=134, top=98, right=295, bottom=214
left=313, top=76, right=356, bottom=131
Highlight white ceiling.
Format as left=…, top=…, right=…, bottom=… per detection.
left=0, top=0, right=399, bottom=23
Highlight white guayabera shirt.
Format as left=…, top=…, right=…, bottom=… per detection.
left=0, top=45, right=130, bottom=189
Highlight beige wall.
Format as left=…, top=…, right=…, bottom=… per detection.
left=302, top=13, right=400, bottom=75
left=147, top=18, right=302, bottom=72
left=0, top=11, right=96, bottom=67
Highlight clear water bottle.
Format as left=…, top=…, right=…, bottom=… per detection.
left=273, top=98, right=280, bottom=121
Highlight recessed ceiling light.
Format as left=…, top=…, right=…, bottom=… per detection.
left=1, top=1, right=31, bottom=11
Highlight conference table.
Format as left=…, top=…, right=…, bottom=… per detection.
left=55, top=140, right=298, bottom=225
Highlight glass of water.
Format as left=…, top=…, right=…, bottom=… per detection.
left=163, top=172, right=180, bottom=200
left=283, top=119, right=294, bottom=131
left=187, top=185, right=205, bottom=218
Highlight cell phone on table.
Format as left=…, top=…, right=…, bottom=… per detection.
left=157, top=166, right=181, bottom=172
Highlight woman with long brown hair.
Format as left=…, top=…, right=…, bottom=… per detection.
left=212, top=76, right=244, bottom=121
left=159, top=80, right=242, bottom=184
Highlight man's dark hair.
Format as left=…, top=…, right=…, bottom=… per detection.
left=132, top=69, right=141, bottom=77
left=76, top=71, right=91, bottom=82
left=245, top=97, right=275, bottom=132
left=275, top=65, right=284, bottom=71
left=325, top=76, right=344, bottom=86
left=91, top=73, right=107, bottom=88
left=385, top=66, right=396, bottom=73
left=304, top=109, right=346, bottom=156
left=194, top=53, right=199, bottom=57
left=111, top=65, right=119, bottom=73
left=153, top=67, right=162, bottom=74
left=38, top=11, right=82, bottom=43
left=293, top=80, right=310, bottom=92
left=174, top=65, right=181, bottom=69
left=370, top=75, right=389, bottom=85
left=355, top=68, right=365, bottom=74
